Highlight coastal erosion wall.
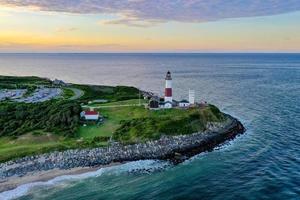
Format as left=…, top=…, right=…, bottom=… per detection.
left=0, top=116, right=245, bottom=179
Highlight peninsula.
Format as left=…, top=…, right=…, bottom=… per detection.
left=0, top=73, right=245, bottom=192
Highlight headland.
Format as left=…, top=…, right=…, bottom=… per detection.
left=0, top=73, right=245, bottom=192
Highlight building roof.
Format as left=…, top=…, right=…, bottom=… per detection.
left=165, top=71, right=172, bottom=80
left=149, top=100, right=159, bottom=108
left=180, top=99, right=189, bottom=103
left=150, top=97, right=159, bottom=102
left=85, top=111, right=99, bottom=115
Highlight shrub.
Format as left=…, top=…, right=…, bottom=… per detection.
left=0, top=101, right=82, bottom=137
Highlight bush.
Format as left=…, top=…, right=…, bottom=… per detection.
left=0, top=101, right=82, bottom=137
left=92, top=136, right=111, bottom=143
left=113, top=106, right=226, bottom=144
left=74, top=84, right=139, bottom=102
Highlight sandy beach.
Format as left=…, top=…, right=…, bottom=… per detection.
left=0, top=163, right=122, bottom=193
left=0, top=117, right=244, bottom=195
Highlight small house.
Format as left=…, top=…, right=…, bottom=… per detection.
left=158, top=102, right=165, bottom=109
left=179, top=100, right=190, bottom=108
left=81, top=110, right=100, bottom=121
left=52, top=79, right=67, bottom=87
left=164, top=101, right=173, bottom=109
left=149, top=99, right=159, bottom=110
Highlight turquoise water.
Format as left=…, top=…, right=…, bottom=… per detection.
left=0, top=53, right=299, bottom=199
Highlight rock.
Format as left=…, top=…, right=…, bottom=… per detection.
left=0, top=117, right=245, bottom=179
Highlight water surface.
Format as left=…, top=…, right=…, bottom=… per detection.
left=0, top=53, right=299, bottom=199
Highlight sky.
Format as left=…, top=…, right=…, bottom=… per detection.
left=0, top=0, right=300, bottom=53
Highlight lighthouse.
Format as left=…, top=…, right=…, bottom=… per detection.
left=164, top=71, right=173, bottom=108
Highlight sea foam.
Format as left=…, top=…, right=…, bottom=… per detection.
left=0, top=160, right=171, bottom=200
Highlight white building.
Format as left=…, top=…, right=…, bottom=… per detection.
left=179, top=100, right=190, bottom=108
left=189, top=90, right=195, bottom=105
left=159, top=102, right=165, bottom=109
left=53, top=79, right=67, bottom=86
left=164, top=101, right=173, bottom=109
left=81, top=110, right=100, bottom=121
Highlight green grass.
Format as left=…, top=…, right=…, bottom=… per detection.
left=78, top=105, right=147, bottom=139
left=0, top=75, right=227, bottom=162
left=22, top=85, right=37, bottom=98
left=0, top=104, right=225, bottom=162
left=0, top=100, right=81, bottom=137
left=0, top=133, right=66, bottom=162
left=113, top=105, right=226, bottom=144
left=78, top=104, right=225, bottom=144
left=0, top=76, right=144, bottom=162
left=75, top=84, right=140, bottom=102
left=101, top=99, right=148, bottom=106
left=78, top=123, right=115, bottom=139
left=0, top=131, right=108, bottom=162
left=89, top=99, right=148, bottom=107
left=62, top=88, right=75, bottom=100
left=0, top=76, right=52, bottom=86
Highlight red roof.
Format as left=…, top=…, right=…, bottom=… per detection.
left=85, top=111, right=99, bottom=115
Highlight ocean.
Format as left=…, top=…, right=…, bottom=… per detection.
left=0, top=53, right=299, bottom=199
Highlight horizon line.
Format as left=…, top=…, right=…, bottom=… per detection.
left=0, top=52, right=300, bottom=54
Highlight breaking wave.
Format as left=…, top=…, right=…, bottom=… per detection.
left=0, top=160, right=171, bottom=200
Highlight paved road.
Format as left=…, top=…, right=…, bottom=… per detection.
left=82, top=103, right=147, bottom=109
left=68, top=88, right=84, bottom=100
left=15, top=88, right=62, bottom=103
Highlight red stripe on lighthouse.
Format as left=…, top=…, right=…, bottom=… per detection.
left=165, top=88, right=172, bottom=97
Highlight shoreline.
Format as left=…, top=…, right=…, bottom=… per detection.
left=0, top=115, right=245, bottom=194
left=0, top=162, right=122, bottom=193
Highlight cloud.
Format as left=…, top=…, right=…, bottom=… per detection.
left=0, top=42, right=128, bottom=52
left=1, top=0, right=300, bottom=26
left=0, top=12, right=11, bottom=17
left=56, top=27, right=78, bottom=32
left=101, top=17, right=163, bottom=27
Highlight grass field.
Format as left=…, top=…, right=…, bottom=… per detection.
left=0, top=76, right=52, bottom=86
left=62, top=88, right=75, bottom=100
left=0, top=73, right=226, bottom=164
left=88, top=99, right=148, bottom=107
left=79, top=99, right=148, bottom=139
left=77, top=122, right=115, bottom=139
left=78, top=103, right=225, bottom=143
left=0, top=131, right=109, bottom=162
left=78, top=104, right=147, bottom=139
left=0, top=104, right=225, bottom=162
left=112, top=104, right=225, bottom=143
left=0, top=133, right=69, bottom=162
left=0, top=76, right=143, bottom=162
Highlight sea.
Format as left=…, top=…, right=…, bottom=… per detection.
left=0, top=53, right=299, bottom=200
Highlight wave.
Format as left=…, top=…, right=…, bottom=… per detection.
left=0, top=160, right=171, bottom=200
left=182, top=129, right=248, bottom=165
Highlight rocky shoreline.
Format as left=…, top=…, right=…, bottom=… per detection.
left=0, top=115, right=245, bottom=181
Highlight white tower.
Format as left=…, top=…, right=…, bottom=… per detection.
left=189, top=89, right=195, bottom=104
left=164, top=71, right=173, bottom=107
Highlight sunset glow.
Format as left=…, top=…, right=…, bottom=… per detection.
left=0, top=1, right=300, bottom=53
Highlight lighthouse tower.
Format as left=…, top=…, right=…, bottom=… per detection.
left=164, top=71, right=173, bottom=107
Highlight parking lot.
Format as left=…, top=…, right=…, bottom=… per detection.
left=0, top=89, right=27, bottom=101
left=1, top=87, right=62, bottom=103
left=15, top=88, right=62, bottom=103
